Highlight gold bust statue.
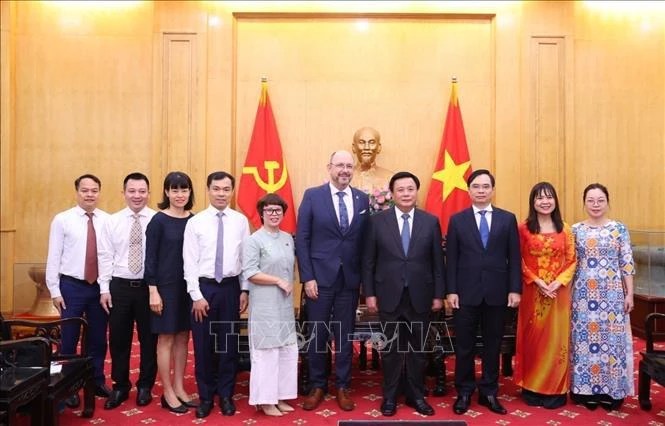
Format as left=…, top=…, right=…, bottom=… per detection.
left=352, top=127, right=394, bottom=192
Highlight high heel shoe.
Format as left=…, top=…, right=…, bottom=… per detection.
left=257, top=404, right=283, bottom=416
left=277, top=401, right=295, bottom=412
left=161, top=395, right=188, bottom=414
left=177, top=396, right=198, bottom=408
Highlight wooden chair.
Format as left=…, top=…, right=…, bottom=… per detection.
left=0, top=337, right=51, bottom=426
left=638, top=312, right=665, bottom=410
left=2, top=317, right=95, bottom=425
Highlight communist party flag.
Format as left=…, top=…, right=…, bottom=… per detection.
left=237, top=79, right=297, bottom=234
left=425, top=78, right=473, bottom=236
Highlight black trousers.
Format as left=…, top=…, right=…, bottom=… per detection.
left=108, top=277, right=157, bottom=391
left=379, top=289, right=430, bottom=401
left=453, top=302, right=505, bottom=396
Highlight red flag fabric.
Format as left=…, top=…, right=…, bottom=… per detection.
left=237, top=81, right=297, bottom=234
left=424, top=79, right=473, bottom=236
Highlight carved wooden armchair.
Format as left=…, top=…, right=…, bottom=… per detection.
left=1, top=317, right=95, bottom=425
left=638, top=312, right=665, bottom=410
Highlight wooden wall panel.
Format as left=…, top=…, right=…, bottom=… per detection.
left=525, top=37, right=566, bottom=200
left=160, top=33, right=197, bottom=175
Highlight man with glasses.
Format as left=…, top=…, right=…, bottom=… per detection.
left=296, top=150, right=370, bottom=412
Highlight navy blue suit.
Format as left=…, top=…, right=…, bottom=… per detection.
left=362, top=207, right=445, bottom=400
left=295, top=184, right=369, bottom=391
left=445, top=206, right=521, bottom=396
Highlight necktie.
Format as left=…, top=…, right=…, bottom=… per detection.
left=214, top=211, right=225, bottom=282
left=128, top=214, right=142, bottom=274
left=337, top=192, right=349, bottom=233
left=84, top=212, right=98, bottom=284
left=479, top=210, right=490, bottom=249
left=401, top=213, right=410, bottom=255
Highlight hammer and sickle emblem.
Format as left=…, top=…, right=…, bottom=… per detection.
left=242, top=161, right=288, bottom=193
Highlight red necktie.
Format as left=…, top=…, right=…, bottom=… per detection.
left=84, top=212, right=98, bottom=284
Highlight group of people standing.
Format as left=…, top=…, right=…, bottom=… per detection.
left=44, top=150, right=636, bottom=419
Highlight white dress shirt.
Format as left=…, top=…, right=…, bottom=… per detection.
left=395, top=207, right=414, bottom=235
left=97, top=206, right=156, bottom=294
left=472, top=204, right=494, bottom=230
left=45, top=205, right=110, bottom=299
left=329, top=183, right=354, bottom=225
left=183, top=205, right=250, bottom=301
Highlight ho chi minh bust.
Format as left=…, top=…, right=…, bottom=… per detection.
left=352, top=127, right=394, bottom=192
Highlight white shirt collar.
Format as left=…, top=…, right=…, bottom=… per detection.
left=395, top=207, right=414, bottom=221
left=329, top=183, right=352, bottom=198
left=472, top=204, right=493, bottom=214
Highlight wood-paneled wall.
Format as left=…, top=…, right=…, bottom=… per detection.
left=2, top=0, right=664, bottom=313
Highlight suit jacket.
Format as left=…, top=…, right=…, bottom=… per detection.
left=362, top=207, right=445, bottom=314
left=295, top=184, right=370, bottom=289
left=445, top=206, right=521, bottom=306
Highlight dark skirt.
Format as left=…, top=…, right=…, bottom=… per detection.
left=151, top=281, right=191, bottom=334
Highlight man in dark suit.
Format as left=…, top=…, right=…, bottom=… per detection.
left=446, top=169, right=521, bottom=415
left=296, top=150, right=370, bottom=412
left=362, top=171, right=445, bottom=417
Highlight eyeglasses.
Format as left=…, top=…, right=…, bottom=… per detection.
left=263, top=208, right=283, bottom=216
left=331, top=163, right=354, bottom=170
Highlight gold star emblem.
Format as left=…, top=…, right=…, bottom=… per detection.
left=431, top=150, right=471, bottom=201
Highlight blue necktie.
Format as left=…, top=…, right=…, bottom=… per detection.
left=214, top=211, right=224, bottom=282
left=401, top=213, right=410, bottom=255
left=337, top=192, right=349, bottom=233
left=479, top=210, right=489, bottom=249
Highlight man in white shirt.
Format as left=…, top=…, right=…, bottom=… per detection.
left=46, top=174, right=111, bottom=401
left=98, top=173, right=157, bottom=409
left=183, top=171, right=250, bottom=418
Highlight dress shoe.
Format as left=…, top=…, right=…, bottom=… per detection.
left=276, top=400, right=295, bottom=412
left=136, top=388, right=152, bottom=407
left=380, top=398, right=397, bottom=416
left=104, top=390, right=129, bottom=410
left=64, top=394, right=80, bottom=408
left=302, top=388, right=325, bottom=411
left=405, top=398, right=435, bottom=416
left=257, top=404, right=283, bottom=416
left=94, top=384, right=112, bottom=398
left=220, top=397, right=236, bottom=416
left=195, top=400, right=213, bottom=418
left=453, top=395, right=471, bottom=415
left=177, top=396, right=198, bottom=408
left=479, top=394, right=507, bottom=415
left=160, top=395, right=188, bottom=414
left=337, top=388, right=355, bottom=411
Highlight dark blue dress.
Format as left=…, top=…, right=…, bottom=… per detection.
left=145, top=211, right=193, bottom=334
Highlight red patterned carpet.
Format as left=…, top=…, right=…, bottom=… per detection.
left=26, top=337, right=665, bottom=425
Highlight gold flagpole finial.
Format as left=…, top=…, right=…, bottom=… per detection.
left=450, top=76, right=458, bottom=106
left=260, top=77, right=268, bottom=105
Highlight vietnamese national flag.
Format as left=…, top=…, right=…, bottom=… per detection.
left=425, top=78, right=473, bottom=236
left=237, top=80, right=297, bottom=234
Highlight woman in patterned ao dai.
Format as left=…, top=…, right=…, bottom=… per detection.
left=515, top=182, right=576, bottom=409
left=570, top=183, right=635, bottom=411
left=242, top=193, right=298, bottom=417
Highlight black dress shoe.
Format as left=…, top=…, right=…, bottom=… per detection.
left=178, top=396, right=198, bottom=408
left=220, top=397, right=236, bottom=416
left=136, top=388, right=152, bottom=407
left=405, top=398, right=435, bottom=416
left=196, top=400, right=213, bottom=418
left=453, top=395, right=471, bottom=415
left=95, top=384, right=112, bottom=398
left=380, top=398, right=397, bottom=416
left=104, top=390, right=129, bottom=410
left=479, top=394, right=507, bottom=415
left=160, top=395, right=188, bottom=414
left=65, top=394, right=80, bottom=408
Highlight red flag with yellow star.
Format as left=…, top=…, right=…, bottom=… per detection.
left=425, top=79, right=473, bottom=235
left=237, top=80, right=297, bottom=233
